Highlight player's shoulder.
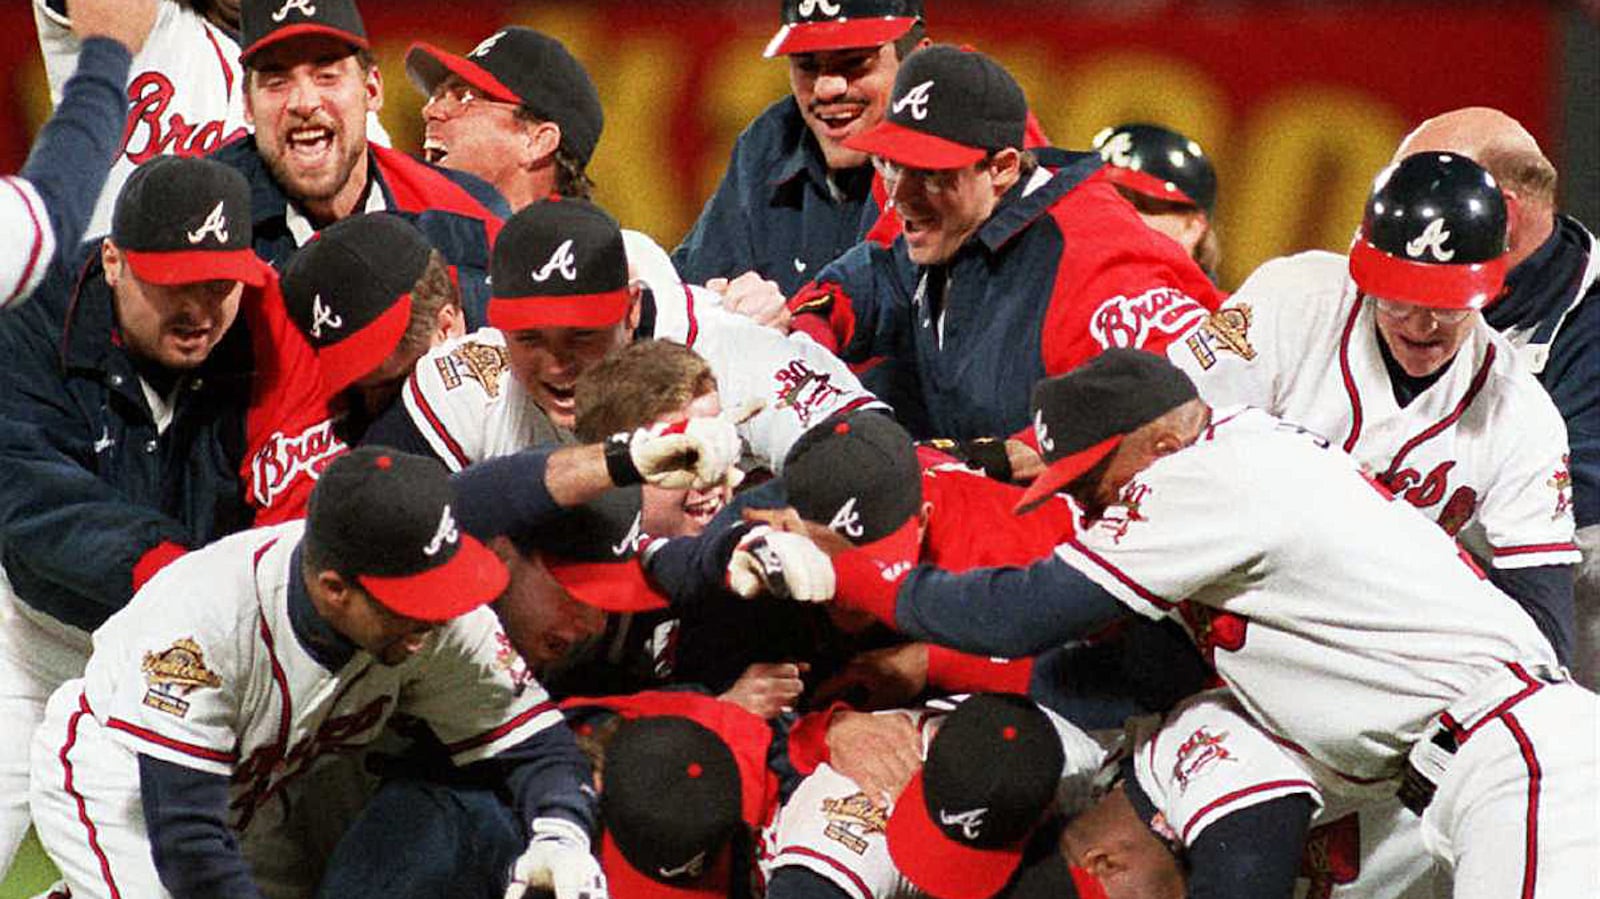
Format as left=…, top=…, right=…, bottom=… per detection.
left=1478, top=324, right=1568, bottom=432
left=413, top=327, right=511, bottom=399
left=124, top=524, right=298, bottom=632
left=1235, top=250, right=1349, bottom=303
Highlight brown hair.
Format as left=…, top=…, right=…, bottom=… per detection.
left=574, top=340, right=718, bottom=441
left=1477, top=144, right=1558, bottom=208
left=1115, top=187, right=1221, bottom=278
left=514, top=108, right=596, bottom=200
left=398, top=249, right=459, bottom=354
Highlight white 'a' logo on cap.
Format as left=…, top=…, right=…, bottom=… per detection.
left=657, top=850, right=707, bottom=880
left=423, top=504, right=460, bottom=557
left=611, top=511, right=645, bottom=557
left=309, top=295, right=344, bottom=338
left=829, top=496, right=865, bottom=538
left=470, top=31, right=507, bottom=58
left=1033, top=409, right=1055, bottom=454
left=186, top=200, right=229, bottom=245
left=271, top=0, right=317, bottom=23
left=1099, top=130, right=1137, bottom=168
left=530, top=239, right=579, bottom=283
left=797, top=0, right=843, bottom=17
left=938, top=807, right=989, bottom=841
left=1404, top=217, right=1456, bottom=262
left=892, top=80, right=935, bottom=122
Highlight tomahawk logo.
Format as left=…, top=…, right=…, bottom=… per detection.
left=938, top=807, right=989, bottom=841
left=423, top=506, right=460, bottom=556
left=829, top=497, right=865, bottom=538
left=612, top=511, right=646, bottom=557
left=186, top=201, right=229, bottom=245
left=271, top=0, right=317, bottom=22
left=657, top=851, right=707, bottom=880
left=470, top=31, right=507, bottom=58
left=797, top=0, right=842, bottom=17
left=530, top=239, right=579, bottom=282
left=1404, top=218, right=1456, bottom=262
left=893, top=80, right=935, bottom=121
left=309, top=295, right=344, bottom=339
left=1033, top=409, right=1055, bottom=453
left=1099, top=130, right=1136, bottom=168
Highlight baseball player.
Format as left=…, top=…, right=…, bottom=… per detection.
left=364, top=196, right=881, bottom=476
left=1170, top=152, right=1579, bottom=661
left=812, top=349, right=1598, bottom=898
left=1092, top=122, right=1222, bottom=279
left=4, top=0, right=149, bottom=310
left=26, top=448, right=615, bottom=899
left=33, top=0, right=250, bottom=239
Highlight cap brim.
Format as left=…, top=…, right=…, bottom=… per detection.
left=241, top=25, right=369, bottom=65
left=546, top=557, right=670, bottom=613
left=315, top=294, right=412, bottom=397
left=1014, top=435, right=1122, bottom=514
left=601, top=831, right=729, bottom=899
left=1348, top=237, right=1507, bottom=310
left=1100, top=166, right=1200, bottom=210
left=763, top=17, right=918, bottom=57
left=121, top=248, right=271, bottom=288
left=845, top=120, right=986, bottom=170
left=404, top=42, right=522, bottom=104
left=358, top=533, right=509, bottom=623
left=851, top=514, right=921, bottom=574
left=488, top=288, right=632, bottom=331
left=886, top=772, right=1027, bottom=899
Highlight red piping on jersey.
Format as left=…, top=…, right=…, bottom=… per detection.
left=1260, top=730, right=1393, bottom=785
left=1438, top=662, right=1547, bottom=745
left=106, top=718, right=237, bottom=764
left=63, top=693, right=123, bottom=899
left=201, top=25, right=234, bottom=100
left=1064, top=537, right=1176, bottom=610
left=682, top=284, right=700, bottom=348
left=1492, top=542, right=1579, bottom=558
left=407, top=372, right=472, bottom=469
left=1503, top=712, right=1542, bottom=899
left=1179, top=779, right=1319, bottom=844
left=240, top=539, right=293, bottom=832
left=1376, top=344, right=1497, bottom=483
left=774, top=845, right=874, bottom=899
left=835, top=394, right=879, bottom=418
left=1336, top=297, right=1366, bottom=453
left=444, top=700, right=558, bottom=755
left=2, top=177, right=45, bottom=306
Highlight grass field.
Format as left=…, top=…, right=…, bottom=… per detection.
left=1, top=829, right=57, bottom=899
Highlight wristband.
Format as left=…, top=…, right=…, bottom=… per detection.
left=604, top=433, right=643, bottom=486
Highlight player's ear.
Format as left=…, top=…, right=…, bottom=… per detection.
left=100, top=240, right=122, bottom=288
left=526, top=120, right=562, bottom=168
left=363, top=60, right=383, bottom=114
left=989, top=148, right=1023, bottom=194
left=316, top=569, right=358, bottom=612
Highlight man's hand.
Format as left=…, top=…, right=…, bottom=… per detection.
left=813, top=643, right=929, bottom=710
left=69, top=0, right=158, bottom=54
left=826, top=710, right=923, bottom=808
left=707, top=272, right=792, bottom=331
left=1006, top=439, right=1046, bottom=483
left=625, top=416, right=741, bottom=490
left=505, top=819, right=608, bottom=899
left=720, top=661, right=809, bottom=718
left=727, top=526, right=835, bottom=602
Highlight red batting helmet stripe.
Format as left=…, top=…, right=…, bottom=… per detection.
left=1100, top=165, right=1201, bottom=209
left=1348, top=236, right=1508, bottom=310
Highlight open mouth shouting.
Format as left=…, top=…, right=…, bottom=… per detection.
left=809, top=101, right=868, bottom=144
left=423, top=135, right=448, bottom=166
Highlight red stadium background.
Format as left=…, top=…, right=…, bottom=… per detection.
left=0, top=0, right=1563, bottom=289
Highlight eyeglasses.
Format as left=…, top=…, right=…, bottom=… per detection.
left=424, top=81, right=522, bottom=119
left=872, top=156, right=974, bottom=195
left=1369, top=296, right=1473, bottom=325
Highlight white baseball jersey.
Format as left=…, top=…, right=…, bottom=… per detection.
left=1, top=176, right=57, bottom=306
left=34, top=0, right=251, bottom=240
left=403, top=286, right=881, bottom=473
left=29, top=521, right=560, bottom=899
left=758, top=699, right=1108, bottom=899
left=1171, top=250, right=1578, bottom=570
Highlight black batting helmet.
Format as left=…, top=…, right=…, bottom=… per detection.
left=1349, top=151, right=1508, bottom=310
left=1092, top=123, right=1217, bottom=215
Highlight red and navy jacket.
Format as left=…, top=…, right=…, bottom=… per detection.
left=210, top=137, right=507, bottom=328
left=790, top=151, right=1223, bottom=440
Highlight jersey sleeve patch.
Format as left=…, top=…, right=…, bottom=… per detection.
left=435, top=341, right=510, bottom=396
left=1184, top=305, right=1257, bottom=370
left=140, top=637, right=224, bottom=719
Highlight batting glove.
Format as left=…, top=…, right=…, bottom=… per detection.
left=727, top=525, right=836, bottom=602
left=607, top=417, right=741, bottom=491
left=504, top=818, right=608, bottom=899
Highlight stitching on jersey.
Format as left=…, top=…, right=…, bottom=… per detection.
left=1336, top=297, right=1365, bottom=453
left=444, top=699, right=558, bottom=755
left=408, top=371, right=471, bottom=468
left=1375, top=344, right=1496, bottom=484
left=1179, top=778, right=1319, bottom=844
left=773, top=845, right=875, bottom=899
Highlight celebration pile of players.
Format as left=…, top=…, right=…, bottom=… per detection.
left=2, top=1, right=1595, bottom=898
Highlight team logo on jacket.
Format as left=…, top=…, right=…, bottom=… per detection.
left=797, top=0, right=843, bottom=18
left=121, top=72, right=251, bottom=167
left=1184, top=305, right=1256, bottom=370
left=821, top=791, right=888, bottom=855
left=272, top=0, right=318, bottom=22
left=142, top=637, right=223, bottom=718
left=186, top=200, right=229, bottom=245
left=1404, top=218, right=1455, bottom=262
left=530, top=239, right=579, bottom=282
left=1171, top=726, right=1234, bottom=788
left=893, top=80, right=935, bottom=121
left=1091, top=287, right=1209, bottom=351
left=423, top=505, right=460, bottom=556
left=437, top=342, right=511, bottom=396
left=252, top=420, right=348, bottom=508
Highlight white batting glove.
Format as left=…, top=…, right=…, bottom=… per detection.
left=727, top=526, right=836, bottom=602
left=504, top=819, right=607, bottom=899
left=620, top=416, right=741, bottom=491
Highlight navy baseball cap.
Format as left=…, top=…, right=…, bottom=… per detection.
left=488, top=198, right=631, bottom=332
left=846, top=44, right=1027, bottom=169
left=306, top=448, right=509, bottom=622
left=1093, top=123, right=1218, bottom=216
left=281, top=213, right=433, bottom=396
left=508, top=486, right=669, bottom=614
left=405, top=28, right=605, bottom=167
left=764, top=0, right=923, bottom=58
left=784, top=410, right=923, bottom=577
left=240, top=0, right=369, bottom=66
left=1016, top=350, right=1199, bottom=514
left=112, top=156, right=269, bottom=288
left=887, top=695, right=1065, bottom=899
